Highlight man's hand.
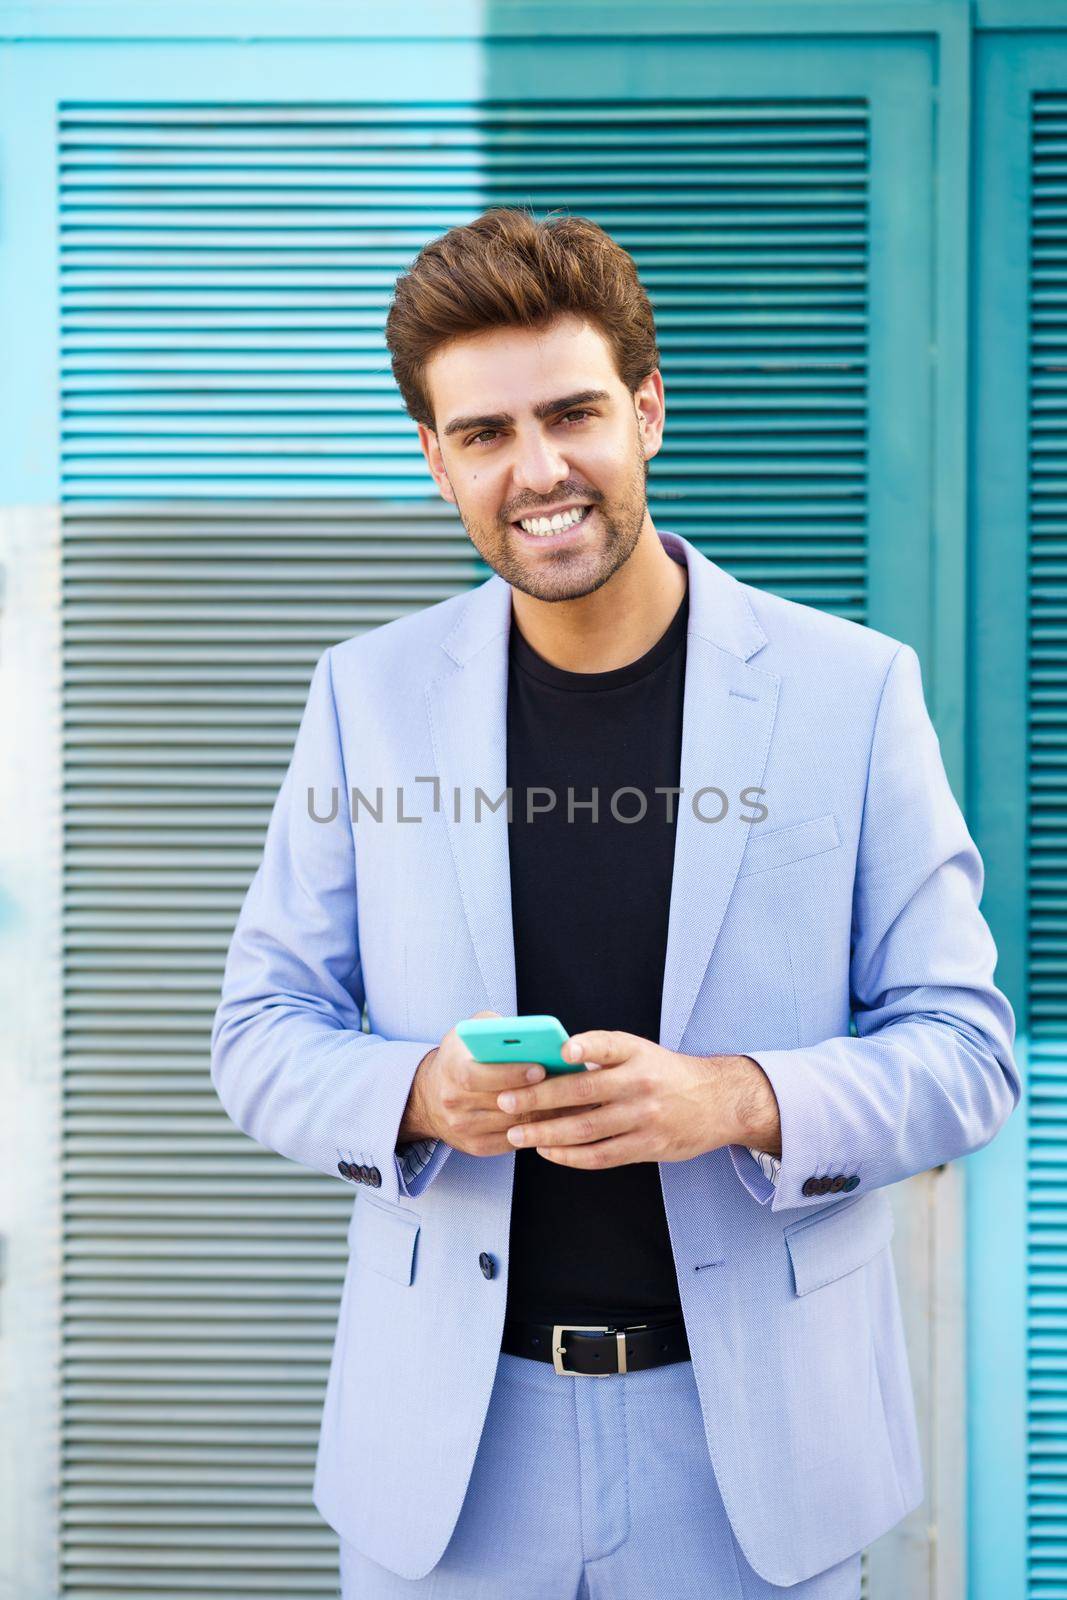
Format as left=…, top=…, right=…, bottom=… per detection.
left=400, top=1011, right=575, bottom=1156
left=494, top=1029, right=782, bottom=1170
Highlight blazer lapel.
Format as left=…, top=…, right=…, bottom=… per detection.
left=658, top=541, right=779, bottom=1054
left=424, top=532, right=779, bottom=1049
left=425, top=568, right=519, bottom=1018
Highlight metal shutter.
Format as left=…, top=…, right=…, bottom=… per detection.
left=1030, top=89, right=1067, bottom=1600
left=58, top=99, right=869, bottom=1594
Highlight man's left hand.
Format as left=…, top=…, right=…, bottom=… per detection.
left=496, top=1030, right=780, bottom=1169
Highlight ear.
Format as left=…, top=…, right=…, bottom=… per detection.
left=417, top=423, right=458, bottom=505
left=633, top=369, right=665, bottom=463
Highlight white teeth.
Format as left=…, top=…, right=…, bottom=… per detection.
left=518, top=505, right=588, bottom=536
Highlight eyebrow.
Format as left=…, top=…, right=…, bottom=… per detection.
left=441, top=389, right=611, bottom=439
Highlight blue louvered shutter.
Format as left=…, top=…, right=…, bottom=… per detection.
left=1029, top=87, right=1067, bottom=1600
left=55, top=54, right=934, bottom=1600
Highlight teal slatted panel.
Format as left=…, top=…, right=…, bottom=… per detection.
left=59, top=99, right=869, bottom=610
left=481, top=100, right=870, bottom=615
left=1030, top=91, right=1067, bottom=1600
left=57, top=98, right=870, bottom=1596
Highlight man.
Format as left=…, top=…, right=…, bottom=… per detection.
left=210, top=209, right=1019, bottom=1598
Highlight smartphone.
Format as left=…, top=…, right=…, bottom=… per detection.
left=455, top=1014, right=583, bottom=1075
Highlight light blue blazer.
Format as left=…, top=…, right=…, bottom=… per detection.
left=210, top=528, right=1019, bottom=1586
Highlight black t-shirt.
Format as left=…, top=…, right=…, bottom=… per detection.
left=503, top=569, right=690, bottom=1326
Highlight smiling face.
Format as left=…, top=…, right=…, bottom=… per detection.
left=416, top=315, right=665, bottom=603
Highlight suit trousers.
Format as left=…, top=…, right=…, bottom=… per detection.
left=337, top=1345, right=862, bottom=1599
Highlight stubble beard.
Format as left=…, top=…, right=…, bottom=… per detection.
left=461, top=435, right=649, bottom=604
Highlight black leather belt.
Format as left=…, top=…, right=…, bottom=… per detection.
left=501, top=1316, right=690, bottom=1376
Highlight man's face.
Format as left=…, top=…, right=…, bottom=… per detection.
left=417, top=315, right=665, bottom=603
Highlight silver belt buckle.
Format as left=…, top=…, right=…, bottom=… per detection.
left=552, top=1323, right=647, bottom=1377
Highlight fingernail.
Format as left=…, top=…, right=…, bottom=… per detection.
left=566, top=1041, right=582, bottom=1060
left=507, top=1127, right=523, bottom=1144
left=526, top=1066, right=545, bottom=1082
left=498, top=1093, right=516, bottom=1111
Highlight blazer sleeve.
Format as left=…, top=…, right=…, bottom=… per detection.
left=210, top=645, right=453, bottom=1206
left=729, top=641, right=1020, bottom=1212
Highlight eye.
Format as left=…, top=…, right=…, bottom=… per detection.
left=467, top=409, right=591, bottom=448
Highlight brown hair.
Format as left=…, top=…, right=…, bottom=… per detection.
left=384, top=207, right=661, bottom=429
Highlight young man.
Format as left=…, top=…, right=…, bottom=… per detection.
left=210, top=209, right=1019, bottom=1598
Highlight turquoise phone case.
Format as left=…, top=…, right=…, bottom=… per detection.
left=455, top=1014, right=581, bottom=1074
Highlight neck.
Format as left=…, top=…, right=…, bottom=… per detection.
left=509, top=521, right=688, bottom=674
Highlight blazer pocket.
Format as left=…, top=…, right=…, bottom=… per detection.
left=349, top=1195, right=421, bottom=1286
left=737, top=811, right=841, bottom=878
left=784, top=1192, right=894, bottom=1296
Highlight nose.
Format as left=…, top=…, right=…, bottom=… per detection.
left=510, top=427, right=570, bottom=499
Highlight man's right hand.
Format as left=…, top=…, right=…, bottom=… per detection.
left=399, top=1011, right=569, bottom=1156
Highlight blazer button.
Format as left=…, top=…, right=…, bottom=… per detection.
left=818, top=1177, right=832, bottom=1195
left=337, top=1161, right=352, bottom=1180
left=479, top=1252, right=495, bottom=1279
left=802, top=1177, right=818, bottom=1197
left=367, top=1167, right=382, bottom=1188
left=830, top=1175, right=846, bottom=1193
left=352, top=1165, right=366, bottom=1183
left=844, top=1175, right=860, bottom=1191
